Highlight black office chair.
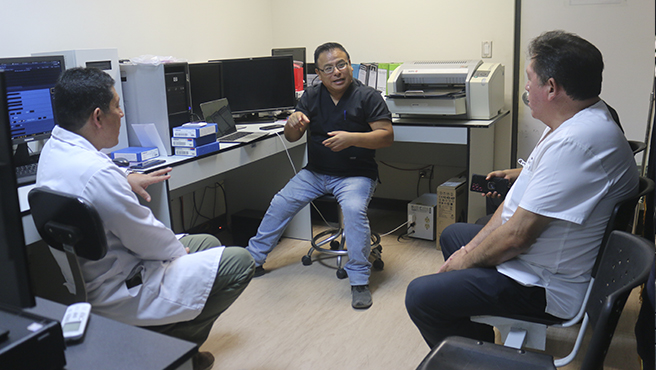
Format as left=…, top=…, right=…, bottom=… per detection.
left=302, top=194, right=383, bottom=279
left=628, top=140, right=647, bottom=155
left=470, top=176, right=654, bottom=366
left=416, top=230, right=655, bottom=370
left=28, top=187, right=107, bottom=303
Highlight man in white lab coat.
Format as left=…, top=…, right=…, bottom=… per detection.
left=37, top=67, right=254, bottom=370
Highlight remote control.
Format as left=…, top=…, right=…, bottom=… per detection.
left=61, top=302, right=91, bottom=342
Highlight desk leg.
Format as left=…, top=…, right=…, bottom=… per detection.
left=141, top=181, right=171, bottom=229
left=467, top=123, right=495, bottom=223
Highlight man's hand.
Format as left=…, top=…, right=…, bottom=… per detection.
left=127, top=167, right=172, bottom=202
left=323, top=131, right=353, bottom=152
left=284, top=112, right=310, bottom=142
left=286, top=112, right=309, bottom=131
left=482, top=168, right=522, bottom=198
left=437, top=246, right=470, bottom=273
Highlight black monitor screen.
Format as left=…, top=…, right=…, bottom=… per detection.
left=272, top=47, right=306, bottom=86
left=214, top=56, right=295, bottom=116
left=0, top=72, right=36, bottom=310
left=0, top=56, right=65, bottom=145
left=188, top=62, right=223, bottom=120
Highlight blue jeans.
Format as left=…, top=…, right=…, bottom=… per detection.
left=405, top=223, right=557, bottom=348
left=246, top=169, right=377, bottom=286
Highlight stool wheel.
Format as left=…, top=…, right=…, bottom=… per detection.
left=373, top=259, right=384, bottom=270
left=301, top=255, right=313, bottom=266
left=330, top=240, right=340, bottom=250
left=336, top=268, right=348, bottom=279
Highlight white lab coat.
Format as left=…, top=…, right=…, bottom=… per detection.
left=36, top=126, right=223, bottom=326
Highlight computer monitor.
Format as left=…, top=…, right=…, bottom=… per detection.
left=272, top=47, right=306, bottom=87
left=188, top=62, right=223, bottom=120
left=212, top=56, right=296, bottom=122
left=0, top=55, right=65, bottom=166
left=0, top=71, right=36, bottom=310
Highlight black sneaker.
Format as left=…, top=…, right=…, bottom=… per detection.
left=253, top=265, right=266, bottom=277
left=351, top=285, right=372, bottom=309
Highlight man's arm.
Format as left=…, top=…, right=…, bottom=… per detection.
left=323, top=119, right=394, bottom=152
left=439, top=206, right=552, bottom=273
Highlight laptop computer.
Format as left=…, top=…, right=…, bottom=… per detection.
left=199, top=98, right=270, bottom=143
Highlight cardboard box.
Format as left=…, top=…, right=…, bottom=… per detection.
left=171, top=133, right=217, bottom=148
left=110, top=147, right=159, bottom=162
left=436, top=177, right=467, bottom=246
left=172, top=123, right=217, bottom=138
left=174, top=141, right=220, bottom=157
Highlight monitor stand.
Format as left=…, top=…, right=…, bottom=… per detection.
left=233, top=113, right=276, bottom=124
left=13, top=143, right=39, bottom=167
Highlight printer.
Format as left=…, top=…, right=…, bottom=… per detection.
left=386, top=60, right=504, bottom=119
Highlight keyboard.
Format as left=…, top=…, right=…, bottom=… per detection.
left=16, top=163, right=38, bottom=185
left=218, top=131, right=251, bottom=142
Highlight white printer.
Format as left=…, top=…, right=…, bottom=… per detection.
left=386, top=60, right=504, bottom=119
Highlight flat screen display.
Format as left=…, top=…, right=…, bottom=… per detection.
left=0, top=71, right=36, bottom=310
left=213, top=56, right=295, bottom=116
left=0, top=56, right=65, bottom=145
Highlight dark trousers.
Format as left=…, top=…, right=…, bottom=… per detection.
left=405, top=223, right=558, bottom=348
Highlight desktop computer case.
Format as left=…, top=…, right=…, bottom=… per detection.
left=120, top=62, right=192, bottom=156
left=0, top=308, right=66, bottom=370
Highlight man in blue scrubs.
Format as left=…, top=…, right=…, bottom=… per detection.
left=246, top=42, right=394, bottom=309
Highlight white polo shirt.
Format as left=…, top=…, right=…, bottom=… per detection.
left=497, top=101, right=638, bottom=319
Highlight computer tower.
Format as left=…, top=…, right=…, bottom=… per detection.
left=32, top=48, right=129, bottom=153
left=120, top=62, right=192, bottom=155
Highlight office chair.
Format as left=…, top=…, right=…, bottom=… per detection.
left=28, top=187, right=107, bottom=303
left=302, top=194, right=383, bottom=279
left=416, top=230, right=655, bottom=370
left=470, top=175, right=654, bottom=366
left=628, top=140, right=647, bottom=155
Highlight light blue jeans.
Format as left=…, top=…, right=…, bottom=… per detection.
left=246, top=169, right=377, bottom=286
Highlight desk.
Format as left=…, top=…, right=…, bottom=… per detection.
left=18, top=122, right=312, bottom=245
left=25, top=297, right=196, bottom=370
left=389, top=112, right=509, bottom=222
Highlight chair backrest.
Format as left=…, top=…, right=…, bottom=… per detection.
left=581, top=230, right=655, bottom=370
left=28, top=187, right=107, bottom=302
left=593, top=176, right=654, bottom=277
left=28, top=187, right=107, bottom=260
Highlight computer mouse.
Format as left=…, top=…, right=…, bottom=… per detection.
left=112, top=157, right=130, bottom=167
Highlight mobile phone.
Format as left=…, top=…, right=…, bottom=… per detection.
left=61, top=302, right=91, bottom=342
left=470, top=174, right=509, bottom=197
left=260, top=124, right=284, bottom=130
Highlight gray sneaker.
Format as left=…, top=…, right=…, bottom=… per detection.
left=351, top=285, right=372, bottom=309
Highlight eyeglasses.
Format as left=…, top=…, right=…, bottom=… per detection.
left=317, top=61, right=348, bottom=74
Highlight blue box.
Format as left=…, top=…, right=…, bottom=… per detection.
left=110, top=147, right=159, bottom=162
left=171, top=133, right=217, bottom=148
left=172, top=123, right=218, bottom=138
left=174, top=141, right=220, bottom=157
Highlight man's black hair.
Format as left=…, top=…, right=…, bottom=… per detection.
left=528, top=30, right=604, bottom=101
left=53, top=67, right=115, bottom=131
left=314, top=42, right=351, bottom=66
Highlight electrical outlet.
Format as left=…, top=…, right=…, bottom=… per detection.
left=482, top=41, right=493, bottom=58
left=419, top=169, right=433, bottom=179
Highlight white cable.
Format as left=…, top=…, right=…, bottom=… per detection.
left=274, top=131, right=331, bottom=228
left=379, top=220, right=409, bottom=237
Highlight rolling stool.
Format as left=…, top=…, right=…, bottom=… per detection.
left=301, top=195, right=383, bottom=279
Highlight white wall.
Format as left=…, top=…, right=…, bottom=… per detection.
left=2, top=0, right=653, bottom=167
left=517, top=1, right=655, bottom=162
left=1, top=0, right=275, bottom=62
